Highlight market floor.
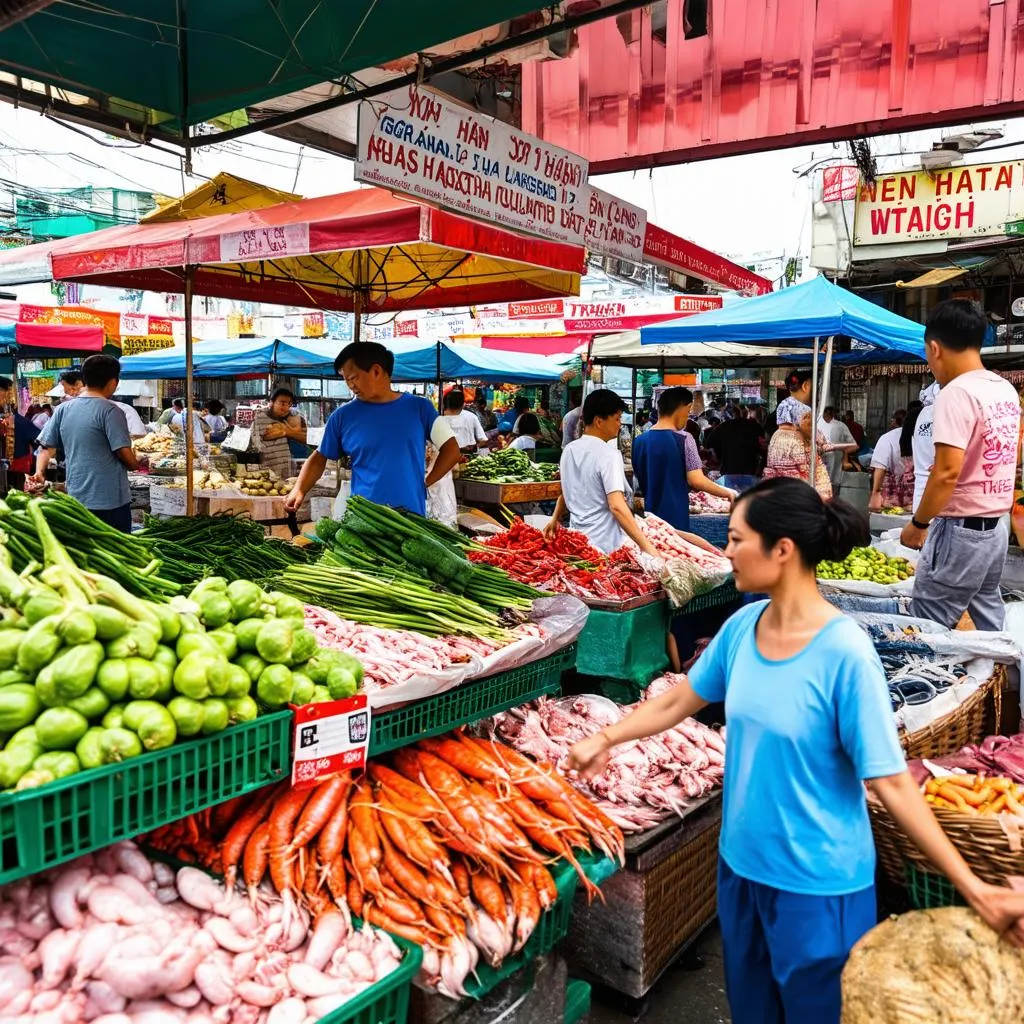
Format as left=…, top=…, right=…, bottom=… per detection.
left=588, top=923, right=730, bottom=1023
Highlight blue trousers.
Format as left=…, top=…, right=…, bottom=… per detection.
left=718, top=858, right=876, bottom=1024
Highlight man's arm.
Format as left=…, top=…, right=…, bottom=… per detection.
left=868, top=467, right=887, bottom=511
left=284, top=450, right=327, bottom=511
left=900, top=443, right=965, bottom=549
left=426, top=437, right=461, bottom=487
left=686, top=469, right=735, bottom=501
left=114, top=447, right=138, bottom=471
left=283, top=416, right=307, bottom=443
left=607, top=491, right=658, bottom=556
left=543, top=496, right=567, bottom=540
left=31, top=445, right=54, bottom=484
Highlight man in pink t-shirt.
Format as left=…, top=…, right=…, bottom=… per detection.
left=901, top=299, right=1020, bottom=630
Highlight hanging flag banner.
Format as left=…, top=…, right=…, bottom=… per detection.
left=356, top=86, right=645, bottom=259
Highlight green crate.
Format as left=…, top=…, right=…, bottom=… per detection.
left=0, top=710, right=292, bottom=885
left=905, top=862, right=965, bottom=910
left=321, top=932, right=423, bottom=1024
left=370, top=646, right=574, bottom=755
left=464, top=858, right=578, bottom=998
left=671, top=579, right=741, bottom=617
left=575, top=602, right=670, bottom=685
left=565, top=979, right=591, bottom=1024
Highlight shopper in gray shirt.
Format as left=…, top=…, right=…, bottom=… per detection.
left=32, top=354, right=138, bottom=532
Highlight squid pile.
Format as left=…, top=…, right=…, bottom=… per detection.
left=147, top=734, right=623, bottom=999
left=488, top=676, right=725, bottom=834
left=0, top=840, right=402, bottom=1024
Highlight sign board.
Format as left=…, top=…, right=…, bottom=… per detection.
left=291, top=695, right=370, bottom=788
left=642, top=224, right=770, bottom=295
left=821, top=165, right=859, bottom=203
left=219, top=223, right=310, bottom=263
left=853, top=161, right=1024, bottom=245
left=355, top=86, right=645, bottom=259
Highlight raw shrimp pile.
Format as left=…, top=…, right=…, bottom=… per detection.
left=489, top=677, right=725, bottom=834
left=150, top=737, right=623, bottom=1000
left=0, top=840, right=402, bottom=1024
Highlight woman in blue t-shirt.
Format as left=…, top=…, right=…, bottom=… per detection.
left=570, top=478, right=1024, bottom=1024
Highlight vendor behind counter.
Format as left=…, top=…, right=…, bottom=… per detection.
left=251, top=387, right=307, bottom=479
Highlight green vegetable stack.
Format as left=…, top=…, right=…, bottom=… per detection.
left=0, top=499, right=363, bottom=794
left=459, top=447, right=559, bottom=483
left=817, top=546, right=915, bottom=584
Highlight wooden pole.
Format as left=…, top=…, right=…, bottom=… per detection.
left=184, top=267, right=195, bottom=516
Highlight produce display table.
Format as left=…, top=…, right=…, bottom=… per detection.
left=0, top=711, right=292, bottom=884
left=564, top=797, right=723, bottom=1000
left=454, top=479, right=562, bottom=505
left=369, top=644, right=576, bottom=755
left=575, top=598, right=670, bottom=686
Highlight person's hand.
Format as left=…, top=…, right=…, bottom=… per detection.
left=726, top=488, right=739, bottom=504
left=263, top=423, right=287, bottom=440
left=283, top=486, right=306, bottom=512
left=965, top=880, right=1024, bottom=948
left=568, top=730, right=613, bottom=779
left=868, top=492, right=883, bottom=512
left=900, top=520, right=928, bottom=550
left=542, top=518, right=560, bottom=542
left=25, top=473, right=45, bottom=492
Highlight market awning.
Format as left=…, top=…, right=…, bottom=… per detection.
left=0, top=2, right=549, bottom=133
left=475, top=334, right=593, bottom=358
left=894, top=267, right=968, bottom=289
left=0, top=321, right=104, bottom=354
left=640, top=277, right=925, bottom=359
left=118, top=338, right=279, bottom=380
left=0, top=187, right=584, bottom=312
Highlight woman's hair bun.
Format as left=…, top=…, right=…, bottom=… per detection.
left=822, top=497, right=871, bottom=561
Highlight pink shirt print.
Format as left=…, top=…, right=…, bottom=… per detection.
left=932, top=369, right=1021, bottom=518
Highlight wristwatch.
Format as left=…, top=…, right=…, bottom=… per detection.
left=911, top=516, right=931, bottom=530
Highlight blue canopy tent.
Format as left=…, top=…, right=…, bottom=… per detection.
left=120, top=336, right=562, bottom=392
left=274, top=338, right=563, bottom=384
left=119, top=338, right=279, bottom=379
left=640, top=276, right=928, bottom=481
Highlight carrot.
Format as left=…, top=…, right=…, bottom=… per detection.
left=210, top=794, right=253, bottom=838
left=988, top=793, right=1009, bottom=814
left=290, top=773, right=351, bottom=853
left=268, top=786, right=312, bottom=896
left=348, top=875, right=365, bottom=917
left=316, top=785, right=352, bottom=867
left=221, top=784, right=279, bottom=889
left=368, top=763, right=440, bottom=816
left=937, top=784, right=973, bottom=813
left=326, top=856, right=348, bottom=906
left=347, top=819, right=382, bottom=896
left=943, top=774, right=979, bottom=789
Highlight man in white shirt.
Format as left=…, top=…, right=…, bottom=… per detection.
left=112, top=401, right=146, bottom=438
left=442, top=389, right=489, bottom=453
left=912, top=381, right=939, bottom=514
left=818, top=406, right=857, bottom=494
left=544, top=389, right=659, bottom=555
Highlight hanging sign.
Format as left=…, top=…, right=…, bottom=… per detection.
left=218, top=223, right=310, bottom=263
left=291, top=695, right=371, bottom=788
left=356, top=86, right=642, bottom=259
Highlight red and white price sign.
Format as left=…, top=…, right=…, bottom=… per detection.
left=290, top=695, right=370, bottom=788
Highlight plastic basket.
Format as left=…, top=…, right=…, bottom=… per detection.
left=320, top=932, right=423, bottom=1024
left=904, top=862, right=964, bottom=910
left=370, top=646, right=574, bottom=755
left=687, top=514, right=729, bottom=549
left=672, top=580, right=741, bottom=617
left=464, top=858, right=578, bottom=998
left=565, top=979, right=592, bottom=1024
left=0, top=711, right=292, bottom=884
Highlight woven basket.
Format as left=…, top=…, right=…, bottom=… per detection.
left=870, top=798, right=1024, bottom=887
left=898, top=667, right=1004, bottom=760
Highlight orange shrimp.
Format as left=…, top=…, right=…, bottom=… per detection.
left=380, top=832, right=461, bottom=912
left=363, top=904, right=435, bottom=947
left=290, top=773, right=351, bottom=853
left=425, top=902, right=466, bottom=937
left=465, top=779, right=543, bottom=860
left=451, top=860, right=471, bottom=899
left=267, top=786, right=312, bottom=898
left=347, top=818, right=382, bottom=895
left=508, top=868, right=543, bottom=952
left=347, top=875, right=365, bottom=917
left=368, top=763, right=441, bottom=816
left=316, top=785, right=352, bottom=866
left=522, top=862, right=558, bottom=911
left=221, top=784, right=279, bottom=890
left=349, top=778, right=384, bottom=850
left=418, top=735, right=508, bottom=785
left=470, top=869, right=508, bottom=924
left=302, top=848, right=333, bottom=918
left=376, top=788, right=451, bottom=874
left=242, top=821, right=270, bottom=904
left=415, top=750, right=492, bottom=842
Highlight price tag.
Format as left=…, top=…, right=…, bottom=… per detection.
left=290, top=695, right=370, bottom=788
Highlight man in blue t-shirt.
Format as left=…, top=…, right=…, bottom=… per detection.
left=632, top=386, right=737, bottom=530
left=284, top=342, right=460, bottom=517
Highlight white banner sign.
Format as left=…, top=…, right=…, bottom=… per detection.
left=218, top=223, right=310, bottom=263
left=356, top=86, right=645, bottom=259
